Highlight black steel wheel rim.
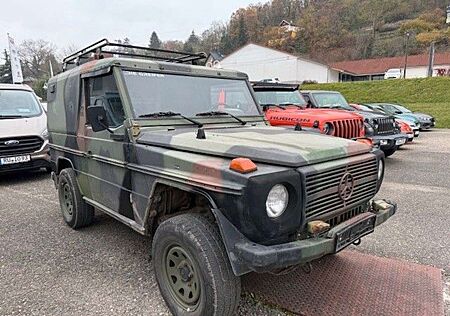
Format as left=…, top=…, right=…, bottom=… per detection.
left=163, top=245, right=201, bottom=310
left=61, top=181, right=73, bottom=217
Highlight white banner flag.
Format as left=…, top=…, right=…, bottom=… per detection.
left=7, top=34, right=24, bottom=83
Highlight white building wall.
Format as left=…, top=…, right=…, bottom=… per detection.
left=405, top=66, right=428, bottom=79
left=220, top=44, right=336, bottom=83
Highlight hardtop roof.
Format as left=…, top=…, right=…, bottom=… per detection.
left=50, top=56, right=249, bottom=82
left=0, top=83, right=33, bottom=91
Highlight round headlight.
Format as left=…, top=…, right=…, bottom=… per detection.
left=378, top=160, right=384, bottom=179
left=266, top=184, right=289, bottom=218
left=323, top=123, right=334, bottom=135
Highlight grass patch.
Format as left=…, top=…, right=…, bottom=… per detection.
left=303, top=77, right=450, bottom=128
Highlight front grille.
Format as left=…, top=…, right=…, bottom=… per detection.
left=375, top=117, right=395, bottom=135
left=303, top=157, right=378, bottom=220
left=0, top=136, right=44, bottom=156
left=330, top=119, right=362, bottom=139
left=325, top=204, right=367, bottom=227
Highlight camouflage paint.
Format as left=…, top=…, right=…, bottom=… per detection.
left=47, top=56, right=392, bottom=255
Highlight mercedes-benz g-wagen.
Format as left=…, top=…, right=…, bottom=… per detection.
left=47, top=39, right=396, bottom=316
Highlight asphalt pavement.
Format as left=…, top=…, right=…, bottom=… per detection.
left=0, top=130, right=449, bottom=316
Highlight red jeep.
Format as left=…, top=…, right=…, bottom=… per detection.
left=252, top=82, right=365, bottom=140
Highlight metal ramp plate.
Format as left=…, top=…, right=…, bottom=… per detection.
left=242, top=250, right=444, bottom=316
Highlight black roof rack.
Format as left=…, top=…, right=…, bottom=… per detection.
left=62, top=38, right=207, bottom=71
left=251, top=81, right=300, bottom=91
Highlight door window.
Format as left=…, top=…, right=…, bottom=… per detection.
left=87, top=73, right=125, bottom=128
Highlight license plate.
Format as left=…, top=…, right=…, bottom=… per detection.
left=334, top=214, right=376, bottom=252
left=0, top=155, right=31, bottom=165
left=396, top=138, right=406, bottom=145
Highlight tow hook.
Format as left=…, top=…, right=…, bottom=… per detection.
left=353, top=238, right=361, bottom=246
left=301, top=262, right=313, bottom=274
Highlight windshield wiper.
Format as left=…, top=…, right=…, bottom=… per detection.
left=138, top=111, right=203, bottom=127
left=0, top=115, right=25, bottom=119
left=260, top=103, right=286, bottom=110
left=195, top=111, right=246, bottom=125
left=279, top=102, right=304, bottom=109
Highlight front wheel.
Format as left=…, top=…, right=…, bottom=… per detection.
left=152, top=213, right=240, bottom=316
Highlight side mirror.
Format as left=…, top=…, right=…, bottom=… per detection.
left=394, top=110, right=402, bottom=114
left=87, top=105, right=109, bottom=132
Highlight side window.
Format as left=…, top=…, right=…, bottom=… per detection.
left=87, top=73, right=125, bottom=128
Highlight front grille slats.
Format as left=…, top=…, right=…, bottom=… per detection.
left=330, top=119, right=363, bottom=139
left=0, top=136, right=43, bottom=156
left=303, top=157, right=378, bottom=220
left=376, top=117, right=396, bottom=135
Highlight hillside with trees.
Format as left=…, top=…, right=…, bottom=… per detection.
left=1, top=0, right=449, bottom=98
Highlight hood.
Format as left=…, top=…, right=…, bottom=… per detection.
left=395, top=114, right=419, bottom=124
left=266, top=107, right=363, bottom=121
left=0, top=115, right=47, bottom=138
left=136, top=125, right=371, bottom=167
left=354, top=110, right=390, bottom=120
left=412, top=112, right=433, bottom=119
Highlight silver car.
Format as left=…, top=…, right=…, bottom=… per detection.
left=0, top=84, right=50, bottom=173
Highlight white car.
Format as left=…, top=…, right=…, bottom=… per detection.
left=384, top=68, right=403, bottom=79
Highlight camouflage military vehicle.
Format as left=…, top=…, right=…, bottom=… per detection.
left=47, top=39, right=396, bottom=316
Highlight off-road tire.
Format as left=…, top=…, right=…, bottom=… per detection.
left=57, top=168, right=94, bottom=229
left=382, top=146, right=397, bottom=157
left=152, top=213, right=241, bottom=316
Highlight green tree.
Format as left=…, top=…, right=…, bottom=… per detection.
left=149, top=31, right=162, bottom=49
left=183, top=31, right=200, bottom=52
left=236, top=15, right=249, bottom=47
left=0, top=49, right=12, bottom=83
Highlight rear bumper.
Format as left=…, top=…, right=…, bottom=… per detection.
left=214, top=200, right=396, bottom=276
left=0, top=141, right=50, bottom=173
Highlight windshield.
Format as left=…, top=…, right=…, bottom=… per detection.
left=254, top=90, right=307, bottom=107
left=313, top=93, right=354, bottom=110
left=392, top=104, right=412, bottom=113
left=122, top=70, right=260, bottom=118
left=0, top=89, right=42, bottom=118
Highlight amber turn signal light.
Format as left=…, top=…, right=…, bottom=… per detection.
left=229, top=158, right=257, bottom=174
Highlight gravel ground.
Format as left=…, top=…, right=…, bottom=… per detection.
left=0, top=130, right=448, bottom=316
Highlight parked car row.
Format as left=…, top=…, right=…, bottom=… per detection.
left=251, top=82, right=434, bottom=158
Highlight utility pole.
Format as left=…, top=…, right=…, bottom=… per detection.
left=427, top=42, right=435, bottom=77
left=403, top=32, right=410, bottom=79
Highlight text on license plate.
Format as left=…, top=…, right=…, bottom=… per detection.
left=0, top=155, right=31, bottom=165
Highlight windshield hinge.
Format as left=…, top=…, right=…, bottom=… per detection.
left=131, top=123, right=141, bottom=137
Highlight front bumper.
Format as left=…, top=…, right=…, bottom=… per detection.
left=0, top=140, right=50, bottom=173
left=419, top=121, right=433, bottom=130
left=372, top=134, right=408, bottom=149
left=214, top=200, right=396, bottom=276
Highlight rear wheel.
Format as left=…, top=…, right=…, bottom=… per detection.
left=57, top=168, right=94, bottom=229
left=152, top=213, right=240, bottom=316
left=382, top=146, right=397, bottom=157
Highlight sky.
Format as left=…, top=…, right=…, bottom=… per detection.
left=0, top=0, right=255, bottom=58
